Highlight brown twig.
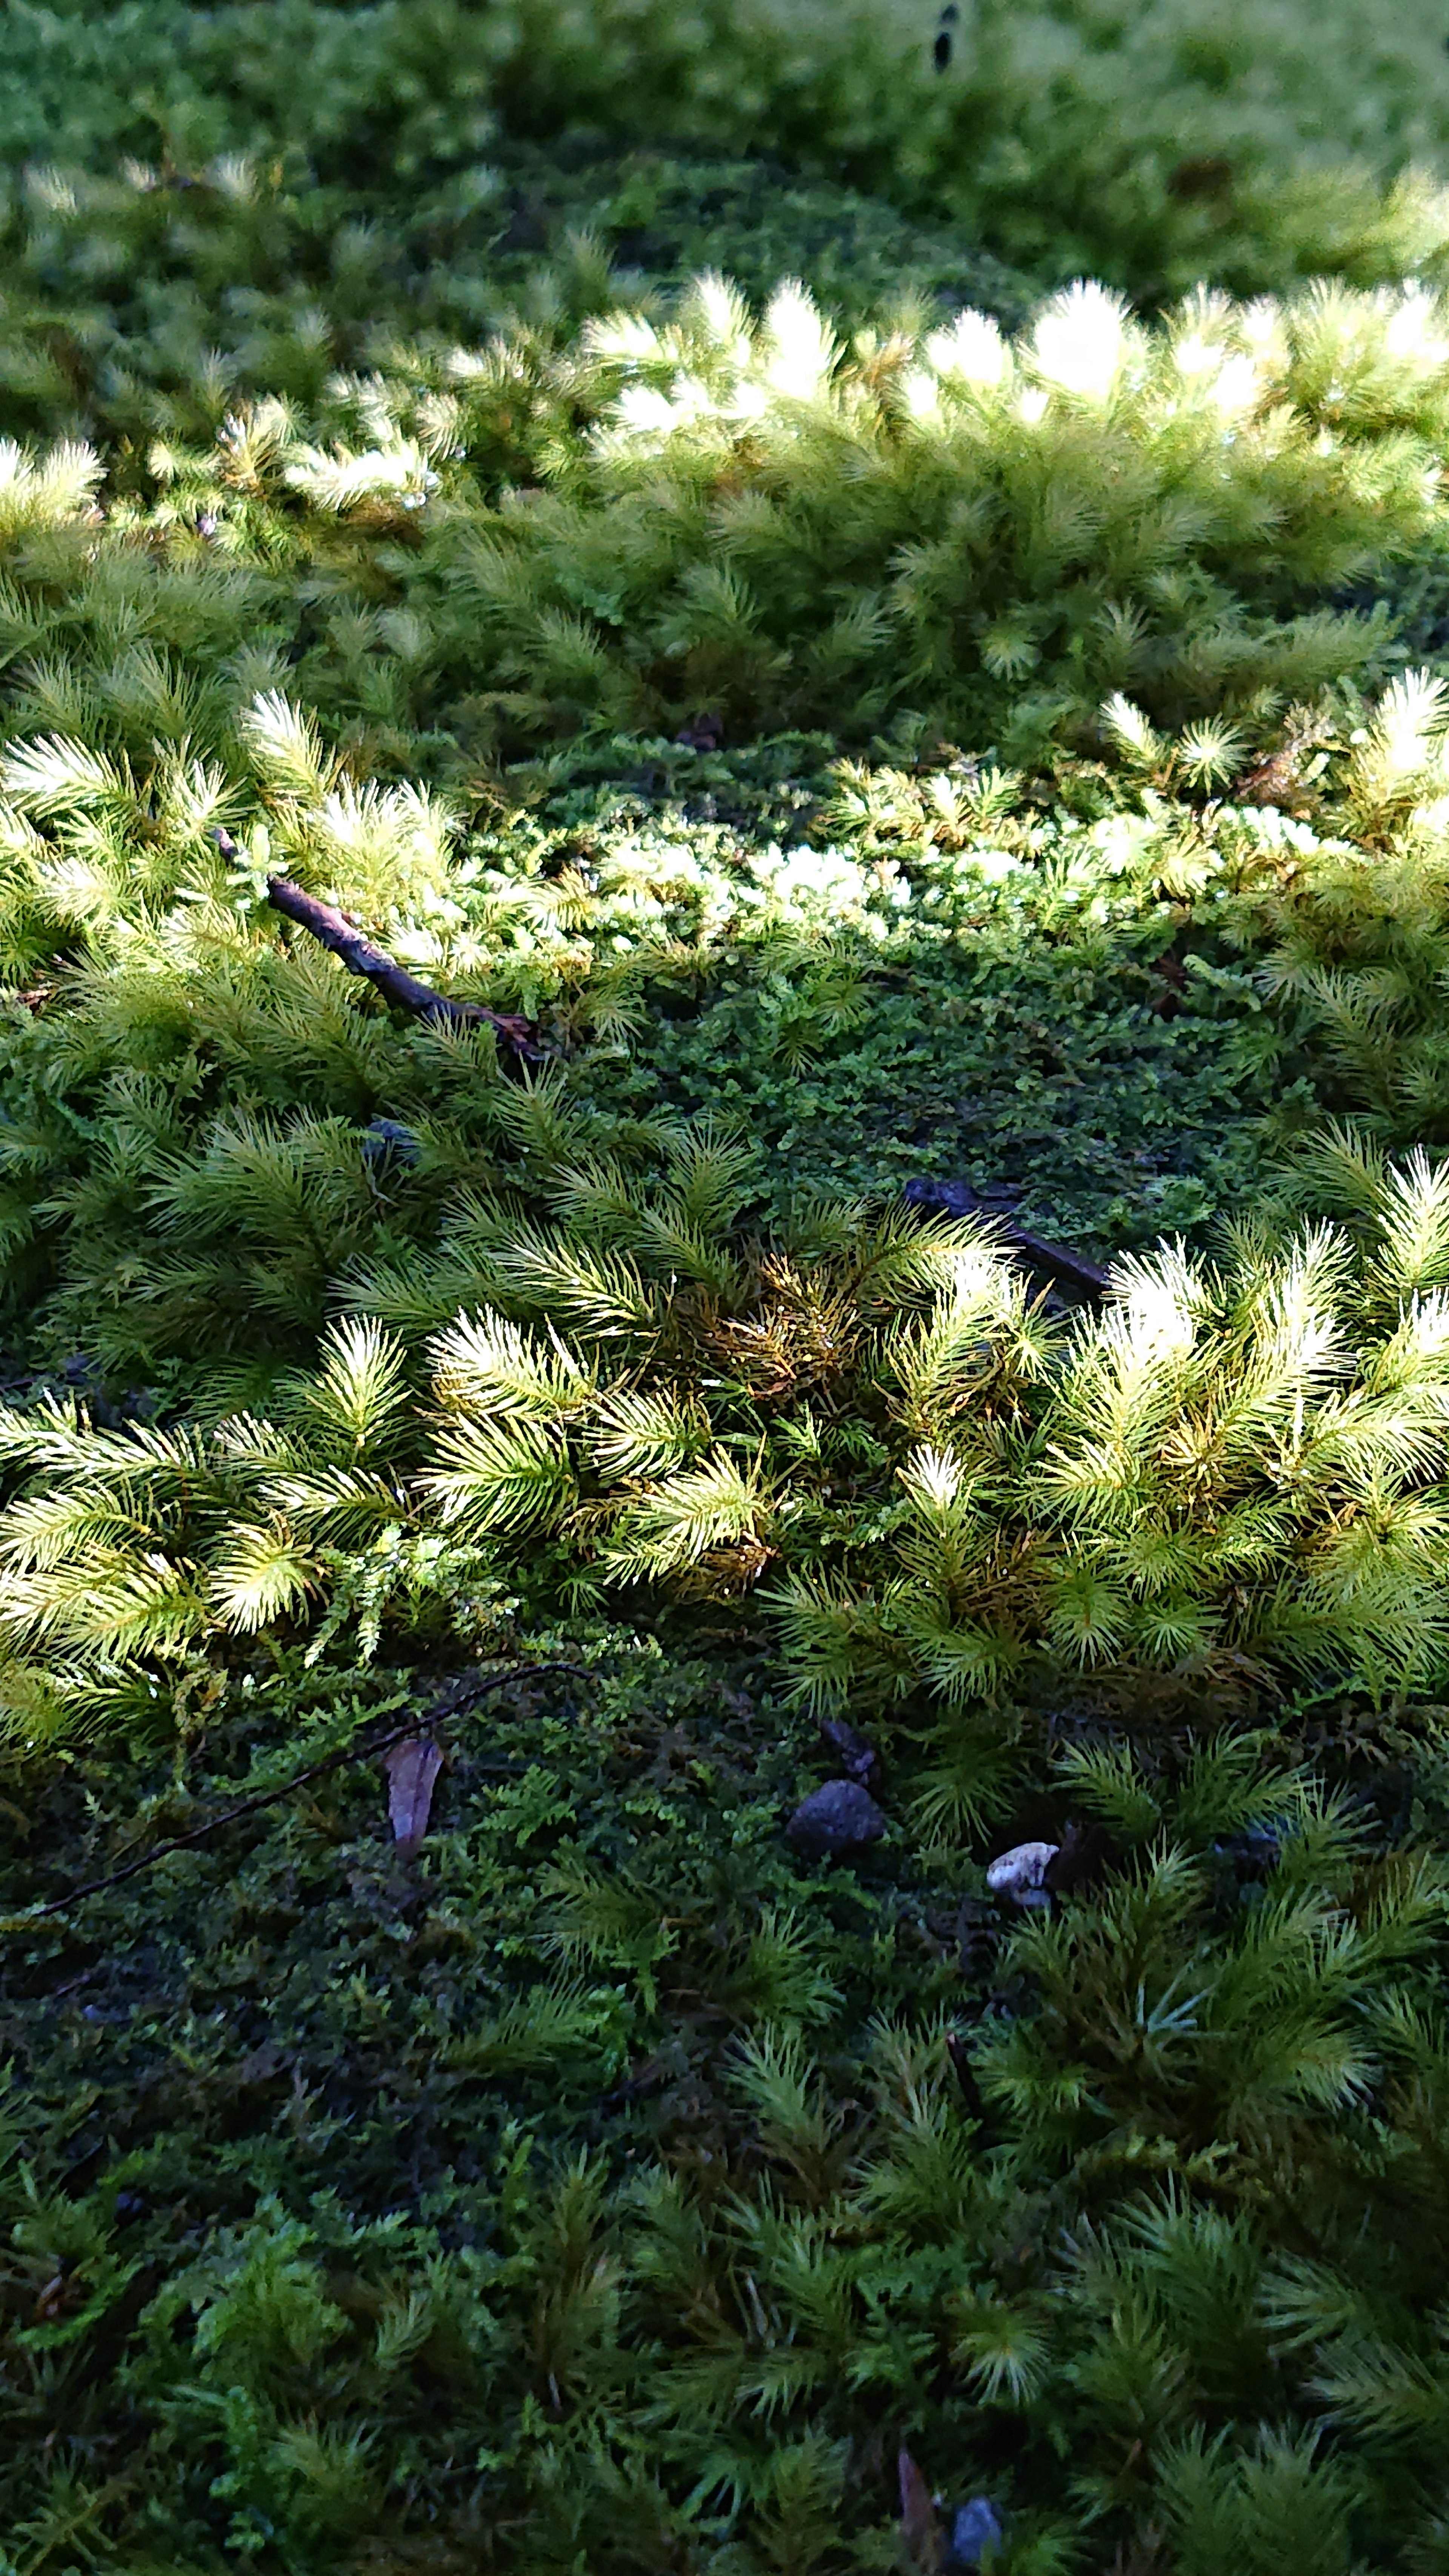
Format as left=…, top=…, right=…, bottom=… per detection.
left=16, top=1661, right=591, bottom=1921
left=903, top=1178, right=1111, bottom=1301
left=266, top=875, right=540, bottom=1057
left=1004, top=1222, right=1110, bottom=1301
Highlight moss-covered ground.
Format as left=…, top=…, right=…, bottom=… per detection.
left=13, top=7, right=1449, bottom=2570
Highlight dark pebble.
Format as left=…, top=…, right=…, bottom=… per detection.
left=786, top=1780, right=886, bottom=1861
left=949, top=2496, right=1004, bottom=2567
left=818, top=1715, right=883, bottom=1790
left=362, top=1118, right=421, bottom=1169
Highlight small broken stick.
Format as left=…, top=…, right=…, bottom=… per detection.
left=1001, top=1220, right=1109, bottom=1302
left=266, top=875, right=540, bottom=1057
left=903, top=1176, right=1108, bottom=1300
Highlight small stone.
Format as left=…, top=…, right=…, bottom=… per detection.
left=949, top=2495, right=1004, bottom=2568
left=674, top=709, right=724, bottom=752
left=362, top=1118, right=421, bottom=1170
left=818, top=1715, right=883, bottom=1790
left=1223, top=1822, right=1283, bottom=1868
left=986, top=1839, right=1059, bottom=1907
left=786, top=1780, right=886, bottom=1862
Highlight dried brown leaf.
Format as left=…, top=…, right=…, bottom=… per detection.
left=383, top=1738, right=443, bottom=1854
left=898, top=2447, right=944, bottom=2572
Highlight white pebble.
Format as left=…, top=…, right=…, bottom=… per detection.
left=986, top=1839, right=1060, bottom=1905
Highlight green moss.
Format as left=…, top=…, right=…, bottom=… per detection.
left=3, top=0, right=1449, bottom=303
left=7, top=1655, right=1449, bottom=2569
left=0, top=731, right=1289, bottom=1386
left=8, top=5, right=1449, bottom=2566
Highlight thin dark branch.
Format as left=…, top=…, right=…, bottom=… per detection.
left=1005, top=1223, right=1110, bottom=1300
left=902, top=1178, right=1110, bottom=1301
left=17, top=1661, right=591, bottom=1920
left=266, top=875, right=541, bottom=1057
